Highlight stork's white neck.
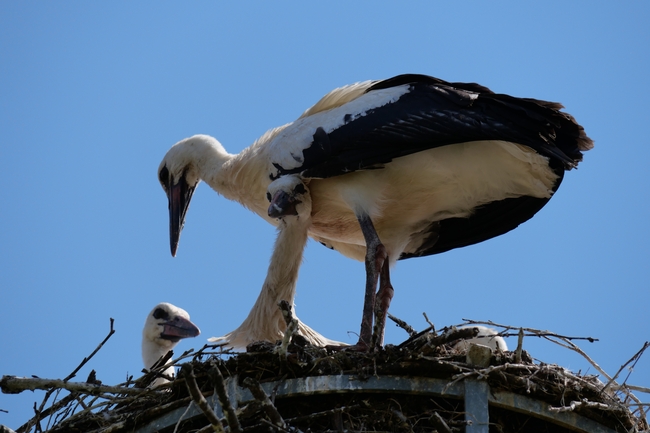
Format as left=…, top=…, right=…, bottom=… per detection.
left=142, top=338, right=173, bottom=370
left=263, top=215, right=310, bottom=304
left=142, top=337, right=177, bottom=386
left=174, top=135, right=235, bottom=192
left=184, top=135, right=273, bottom=218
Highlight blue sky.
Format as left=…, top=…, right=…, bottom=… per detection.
left=1, top=2, right=649, bottom=428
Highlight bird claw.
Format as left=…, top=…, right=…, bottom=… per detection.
left=325, top=342, right=370, bottom=353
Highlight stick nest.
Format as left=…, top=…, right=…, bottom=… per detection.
left=2, top=320, right=649, bottom=433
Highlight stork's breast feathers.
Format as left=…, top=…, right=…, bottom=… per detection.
left=305, top=140, right=562, bottom=261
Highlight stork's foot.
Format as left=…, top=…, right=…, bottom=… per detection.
left=370, top=259, right=394, bottom=350
left=370, top=293, right=393, bottom=351
left=358, top=241, right=388, bottom=347
left=325, top=342, right=370, bottom=352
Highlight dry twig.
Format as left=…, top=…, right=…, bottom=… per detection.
left=15, top=319, right=116, bottom=433
left=461, top=319, right=598, bottom=342
left=603, top=341, right=650, bottom=394
left=179, top=364, right=224, bottom=433
left=243, top=377, right=286, bottom=430
left=387, top=313, right=417, bottom=337
left=208, top=361, right=242, bottom=433
left=515, top=328, right=524, bottom=363
left=429, top=411, right=453, bottom=433
left=400, top=326, right=478, bottom=351
left=65, top=319, right=116, bottom=383
left=549, top=399, right=617, bottom=413
left=0, top=376, right=146, bottom=397
left=423, top=312, right=435, bottom=331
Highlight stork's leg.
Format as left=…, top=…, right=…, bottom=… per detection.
left=356, top=214, right=387, bottom=349
left=371, top=259, right=394, bottom=350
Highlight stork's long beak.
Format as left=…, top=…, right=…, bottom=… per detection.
left=161, top=316, right=201, bottom=342
left=168, top=174, right=195, bottom=257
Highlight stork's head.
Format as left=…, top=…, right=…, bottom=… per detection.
left=267, top=175, right=311, bottom=219
left=142, top=302, right=201, bottom=369
left=158, top=135, right=226, bottom=256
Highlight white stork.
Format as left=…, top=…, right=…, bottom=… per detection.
left=452, top=326, right=508, bottom=353
left=209, top=175, right=342, bottom=348
left=142, top=302, right=200, bottom=386
left=158, top=74, right=592, bottom=350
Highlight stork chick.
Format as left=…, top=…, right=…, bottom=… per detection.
left=142, top=302, right=200, bottom=386
left=452, top=326, right=508, bottom=353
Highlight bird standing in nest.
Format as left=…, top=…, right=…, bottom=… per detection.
left=158, top=74, right=592, bottom=351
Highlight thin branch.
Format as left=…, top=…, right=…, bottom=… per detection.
left=461, top=319, right=598, bottom=342
left=542, top=335, right=611, bottom=382
left=422, top=312, right=435, bottom=332
left=179, top=364, right=224, bottom=433
left=243, top=377, right=286, bottom=429
left=16, top=318, right=116, bottom=433
left=515, top=328, right=524, bottom=363
left=17, top=387, right=82, bottom=428
left=399, top=326, right=478, bottom=351
left=387, top=313, right=417, bottom=337
left=549, top=399, right=617, bottom=413
left=1, top=376, right=147, bottom=396
left=429, top=411, right=453, bottom=433
left=259, top=418, right=293, bottom=433
left=64, top=318, right=116, bottom=382
left=603, top=341, right=650, bottom=394
left=625, top=384, right=650, bottom=394
left=208, top=361, right=242, bottom=433
left=173, top=401, right=196, bottom=433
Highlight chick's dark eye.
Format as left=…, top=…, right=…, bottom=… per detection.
left=295, top=183, right=306, bottom=195
left=266, top=192, right=272, bottom=202
left=153, top=308, right=169, bottom=320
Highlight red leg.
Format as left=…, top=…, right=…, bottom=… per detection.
left=356, top=214, right=387, bottom=349
left=371, top=259, right=394, bottom=350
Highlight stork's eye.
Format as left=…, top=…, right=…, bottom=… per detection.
left=266, top=192, right=272, bottom=202
left=159, top=166, right=170, bottom=188
left=153, top=308, right=170, bottom=320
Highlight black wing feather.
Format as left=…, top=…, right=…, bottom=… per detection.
left=279, top=74, right=591, bottom=179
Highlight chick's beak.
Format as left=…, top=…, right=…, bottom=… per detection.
left=268, top=190, right=299, bottom=218
left=161, top=316, right=201, bottom=342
